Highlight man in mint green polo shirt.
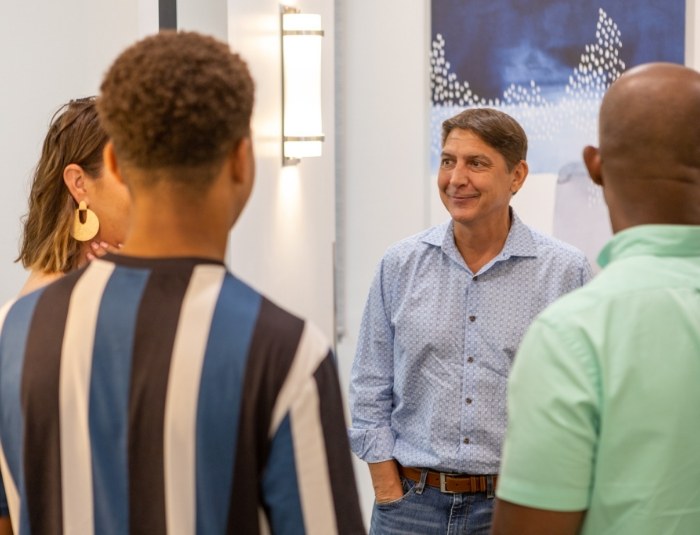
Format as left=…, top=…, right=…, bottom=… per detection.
left=491, top=62, right=700, bottom=535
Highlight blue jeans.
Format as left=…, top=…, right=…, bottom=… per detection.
left=369, top=471, right=495, bottom=535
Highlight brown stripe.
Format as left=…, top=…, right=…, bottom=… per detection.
left=313, top=352, right=365, bottom=535
left=21, top=273, right=82, bottom=534
left=227, top=298, right=304, bottom=534
left=128, top=266, right=192, bottom=535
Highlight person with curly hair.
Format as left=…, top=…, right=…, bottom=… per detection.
left=16, top=97, right=129, bottom=296
left=0, top=31, right=364, bottom=535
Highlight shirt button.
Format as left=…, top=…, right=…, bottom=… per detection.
left=466, top=398, right=472, bottom=404
left=469, top=315, right=476, bottom=322
left=463, top=437, right=470, bottom=444
left=467, top=356, right=474, bottom=363
left=472, top=276, right=478, bottom=281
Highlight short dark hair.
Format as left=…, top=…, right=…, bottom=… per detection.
left=441, top=108, right=528, bottom=170
left=97, top=31, right=254, bottom=187
left=18, top=98, right=107, bottom=272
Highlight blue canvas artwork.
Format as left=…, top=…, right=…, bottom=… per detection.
left=430, top=0, right=685, bottom=270
left=430, top=0, right=686, bottom=174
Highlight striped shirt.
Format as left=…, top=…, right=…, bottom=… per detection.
left=0, top=255, right=364, bottom=535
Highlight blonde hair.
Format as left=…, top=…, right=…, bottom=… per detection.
left=17, top=97, right=107, bottom=273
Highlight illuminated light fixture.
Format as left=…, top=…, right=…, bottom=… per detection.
left=281, top=5, right=324, bottom=166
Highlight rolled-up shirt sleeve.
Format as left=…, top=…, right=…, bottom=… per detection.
left=348, top=256, right=397, bottom=463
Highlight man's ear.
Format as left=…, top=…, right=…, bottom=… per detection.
left=63, top=163, right=87, bottom=204
left=103, top=141, right=126, bottom=186
left=230, top=136, right=254, bottom=186
left=583, top=145, right=603, bottom=186
left=510, top=159, right=529, bottom=195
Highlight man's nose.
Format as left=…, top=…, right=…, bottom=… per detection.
left=450, top=161, right=470, bottom=185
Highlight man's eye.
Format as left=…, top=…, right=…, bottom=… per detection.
left=441, top=159, right=453, bottom=167
left=471, top=160, right=483, bottom=168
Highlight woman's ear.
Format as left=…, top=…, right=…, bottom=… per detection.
left=63, top=163, right=87, bottom=204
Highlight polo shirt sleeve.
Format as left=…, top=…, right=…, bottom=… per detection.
left=496, top=314, right=600, bottom=511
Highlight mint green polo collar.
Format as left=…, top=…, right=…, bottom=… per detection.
left=597, top=224, right=700, bottom=268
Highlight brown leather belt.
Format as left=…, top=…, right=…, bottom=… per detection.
left=399, top=465, right=498, bottom=494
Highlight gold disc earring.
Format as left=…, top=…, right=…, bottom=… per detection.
left=70, top=200, right=100, bottom=241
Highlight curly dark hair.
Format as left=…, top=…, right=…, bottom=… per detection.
left=18, top=97, right=107, bottom=272
left=442, top=108, right=527, bottom=171
left=97, top=31, right=254, bottom=186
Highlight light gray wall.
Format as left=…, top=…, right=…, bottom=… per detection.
left=335, top=0, right=432, bottom=524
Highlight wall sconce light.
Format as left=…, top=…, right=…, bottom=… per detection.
left=281, top=5, right=324, bottom=166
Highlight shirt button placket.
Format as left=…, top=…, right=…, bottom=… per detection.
left=464, top=277, right=477, bottom=453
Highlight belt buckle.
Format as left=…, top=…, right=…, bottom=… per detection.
left=439, top=472, right=459, bottom=494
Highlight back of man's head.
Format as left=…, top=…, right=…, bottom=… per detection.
left=586, top=62, right=700, bottom=230
left=97, top=31, right=255, bottom=189
left=599, top=63, right=700, bottom=170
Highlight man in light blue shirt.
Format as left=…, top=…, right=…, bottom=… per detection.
left=349, top=108, right=592, bottom=534
left=492, top=63, right=700, bottom=535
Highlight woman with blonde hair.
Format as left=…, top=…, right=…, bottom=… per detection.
left=17, top=97, right=129, bottom=295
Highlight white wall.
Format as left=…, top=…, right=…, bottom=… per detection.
left=226, top=0, right=337, bottom=341
left=689, top=0, right=700, bottom=69
left=335, top=0, right=432, bottom=524
left=0, top=0, right=155, bottom=303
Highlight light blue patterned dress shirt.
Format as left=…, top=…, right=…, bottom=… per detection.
left=349, top=211, right=593, bottom=474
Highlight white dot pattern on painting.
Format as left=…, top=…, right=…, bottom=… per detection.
left=429, top=8, right=626, bottom=166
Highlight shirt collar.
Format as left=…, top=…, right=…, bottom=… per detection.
left=422, top=210, right=539, bottom=268
left=498, top=211, right=539, bottom=259
left=597, top=224, right=700, bottom=268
